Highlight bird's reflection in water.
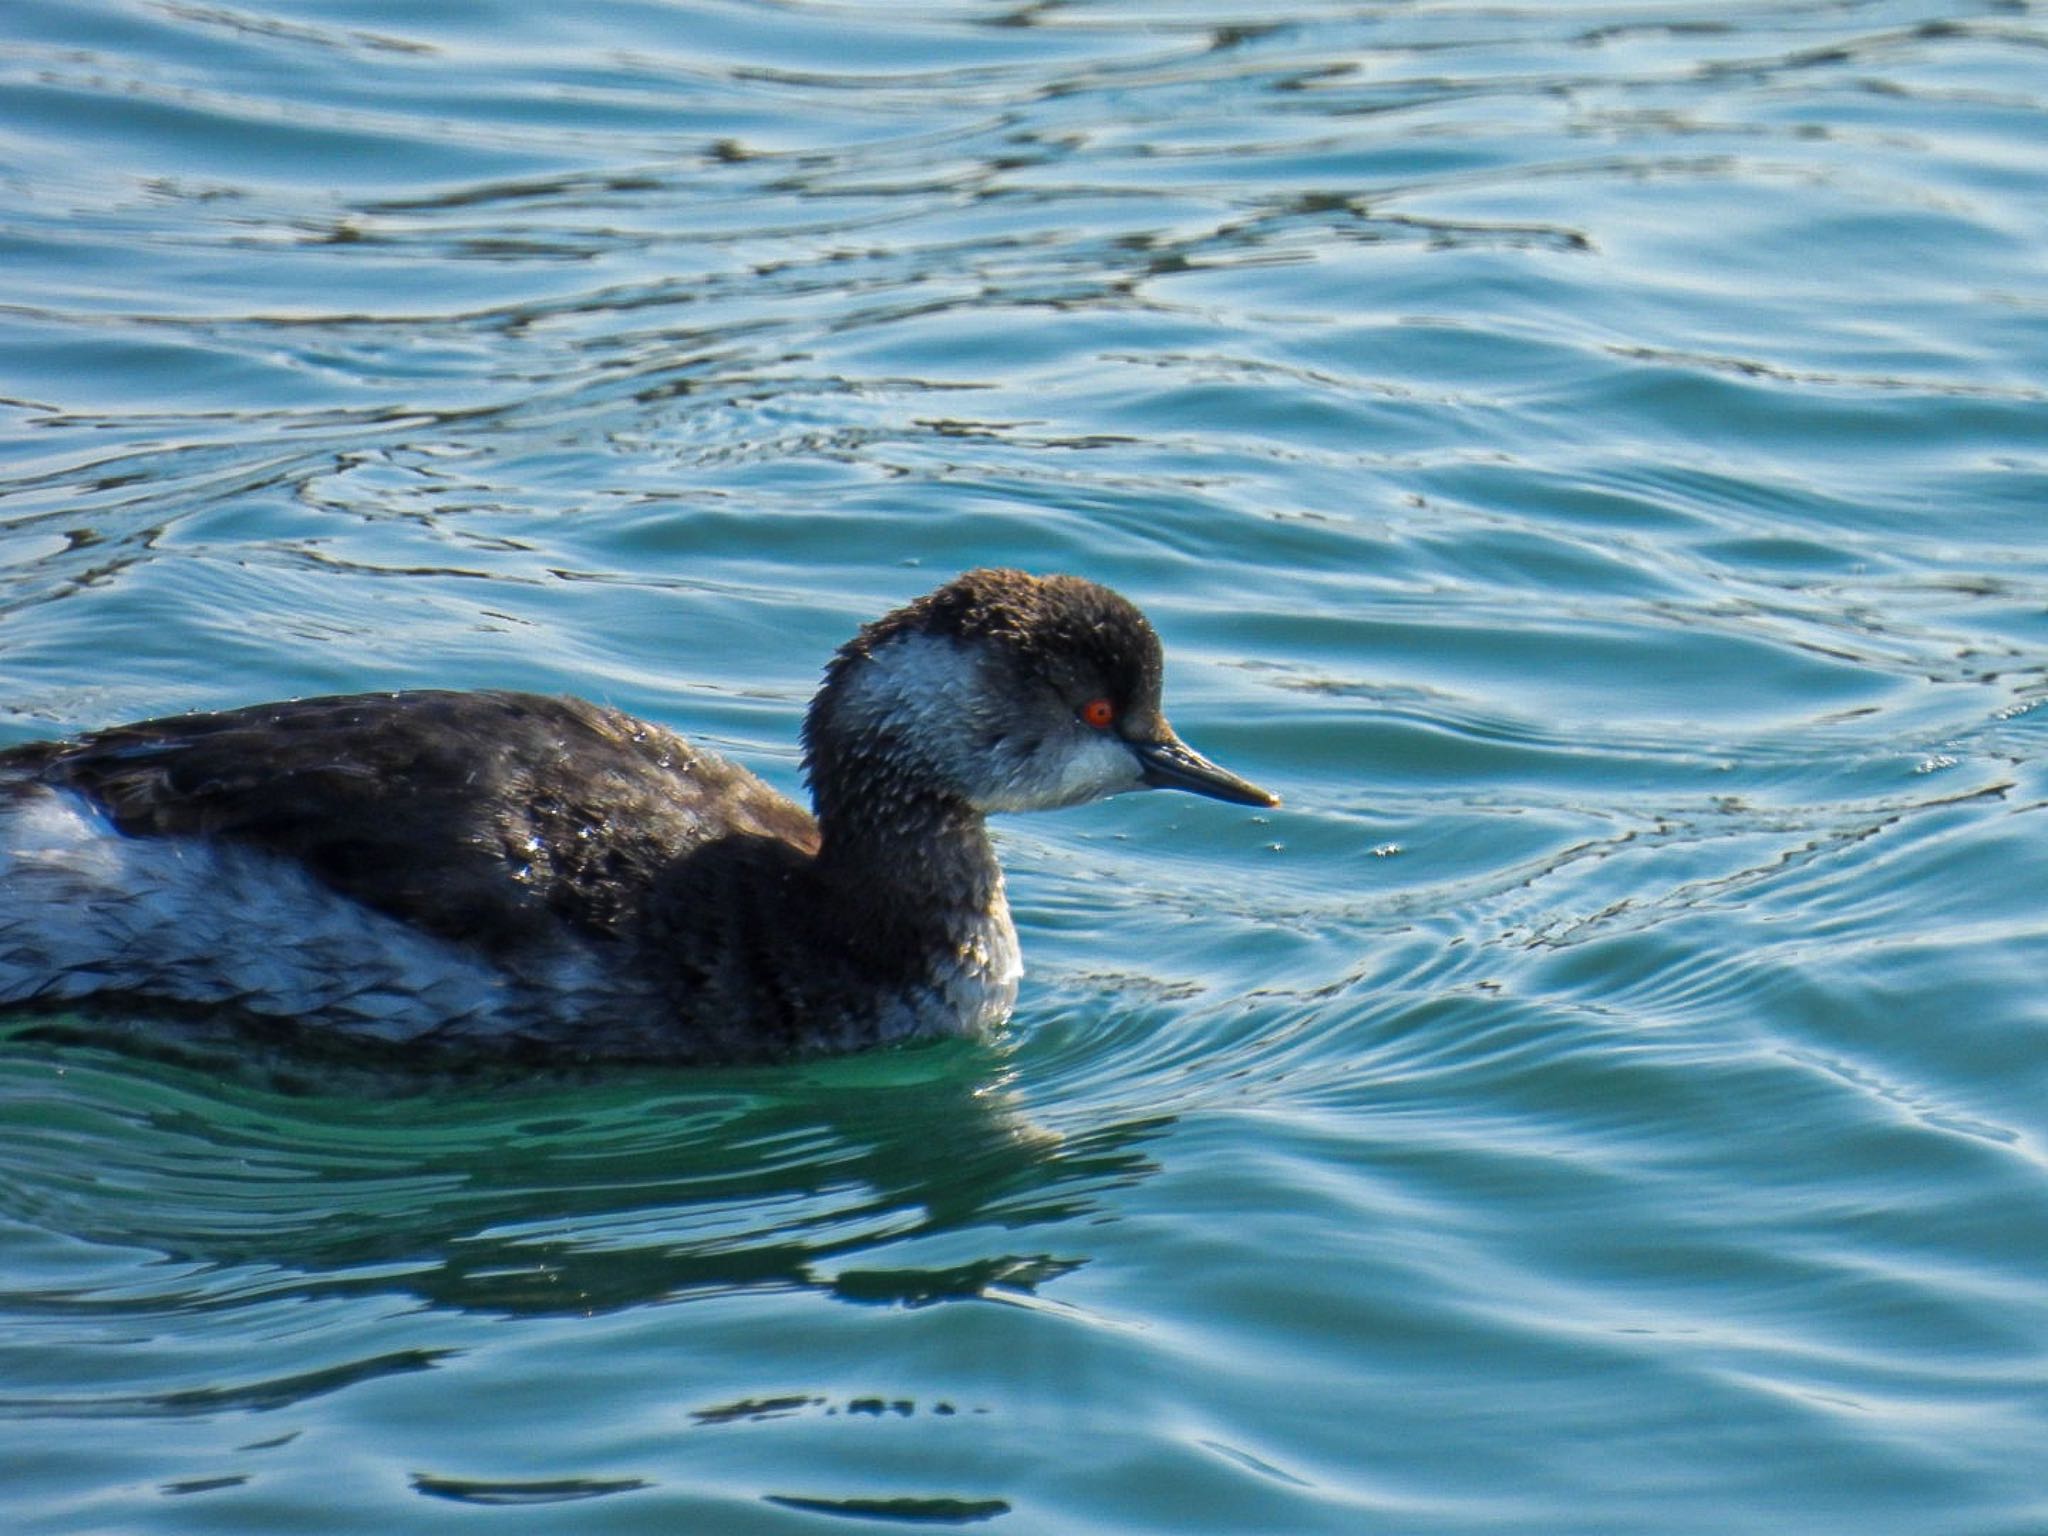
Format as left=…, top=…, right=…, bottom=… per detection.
left=0, top=1014, right=1170, bottom=1320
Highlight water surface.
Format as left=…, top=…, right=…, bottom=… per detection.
left=2, top=1, right=2046, bottom=1531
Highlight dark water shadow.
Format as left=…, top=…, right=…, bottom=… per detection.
left=0, top=1018, right=1169, bottom=1323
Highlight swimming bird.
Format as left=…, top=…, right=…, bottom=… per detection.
left=0, top=569, right=1275, bottom=1063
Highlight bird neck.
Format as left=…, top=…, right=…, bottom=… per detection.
left=811, top=771, right=1005, bottom=930
left=802, top=646, right=1007, bottom=929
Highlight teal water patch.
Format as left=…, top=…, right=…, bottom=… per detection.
left=2, top=0, right=2045, bottom=1532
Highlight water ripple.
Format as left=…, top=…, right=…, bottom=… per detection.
left=4, top=0, right=2047, bottom=1531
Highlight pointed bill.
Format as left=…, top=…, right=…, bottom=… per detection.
left=1133, top=733, right=1278, bottom=808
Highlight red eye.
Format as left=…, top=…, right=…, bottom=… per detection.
left=1080, top=697, right=1115, bottom=730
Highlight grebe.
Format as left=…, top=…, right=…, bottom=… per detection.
left=0, top=568, right=1275, bottom=1063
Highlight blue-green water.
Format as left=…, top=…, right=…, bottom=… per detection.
left=3, top=0, right=2046, bottom=1529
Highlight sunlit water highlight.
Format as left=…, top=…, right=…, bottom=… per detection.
left=2, top=1, right=2046, bottom=1531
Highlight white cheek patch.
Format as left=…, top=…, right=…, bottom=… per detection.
left=977, top=730, right=1144, bottom=813
left=831, top=634, right=1143, bottom=814
left=832, top=632, right=986, bottom=769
